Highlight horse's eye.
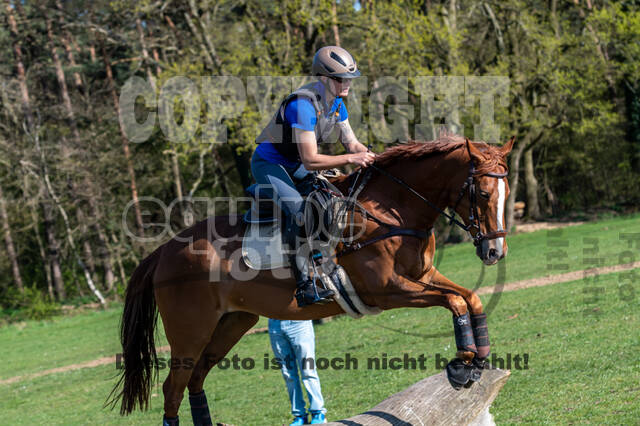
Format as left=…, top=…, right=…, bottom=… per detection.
left=479, top=190, right=490, bottom=199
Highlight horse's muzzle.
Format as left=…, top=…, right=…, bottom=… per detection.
left=477, top=239, right=504, bottom=265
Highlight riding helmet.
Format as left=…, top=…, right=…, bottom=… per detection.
left=312, top=46, right=361, bottom=78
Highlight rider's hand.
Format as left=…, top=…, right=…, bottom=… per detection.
left=348, top=151, right=376, bottom=167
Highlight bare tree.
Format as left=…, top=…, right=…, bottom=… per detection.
left=136, top=16, right=157, bottom=89
left=28, top=192, right=54, bottom=300
left=41, top=200, right=66, bottom=300
left=21, top=123, right=106, bottom=305
left=0, top=180, right=24, bottom=292
left=5, top=0, right=34, bottom=128
left=54, top=0, right=84, bottom=91
left=100, top=38, right=146, bottom=236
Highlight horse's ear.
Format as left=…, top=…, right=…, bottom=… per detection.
left=500, top=136, right=516, bottom=156
left=465, top=137, right=484, bottom=162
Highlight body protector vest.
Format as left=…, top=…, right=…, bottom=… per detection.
left=255, top=82, right=341, bottom=164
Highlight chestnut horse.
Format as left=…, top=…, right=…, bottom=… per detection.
left=109, top=135, right=514, bottom=425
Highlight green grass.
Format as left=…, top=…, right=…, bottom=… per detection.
left=1, top=214, right=639, bottom=424
left=0, top=271, right=638, bottom=424
left=0, top=309, right=270, bottom=381
left=0, top=308, right=128, bottom=381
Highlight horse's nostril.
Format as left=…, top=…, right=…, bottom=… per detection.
left=488, top=248, right=497, bottom=258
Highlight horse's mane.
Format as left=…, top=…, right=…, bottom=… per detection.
left=375, top=133, right=507, bottom=175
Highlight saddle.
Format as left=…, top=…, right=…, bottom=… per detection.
left=241, top=171, right=345, bottom=270
left=241, top=172, right=381, bottom=318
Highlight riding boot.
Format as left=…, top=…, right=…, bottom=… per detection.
left=284, top=216, right=334, bottom=307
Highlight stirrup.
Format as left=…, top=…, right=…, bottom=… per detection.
left=295, top=279, right=334, bottom=307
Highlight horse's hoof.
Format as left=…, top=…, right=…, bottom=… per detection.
left=445, top=358, right=475, bottom=390
left=465, top=357, right=490, bottom=387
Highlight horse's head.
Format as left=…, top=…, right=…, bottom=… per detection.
left=452, top=137, right=515, bottom=265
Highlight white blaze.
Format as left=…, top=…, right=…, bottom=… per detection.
left=496, top=178, right=506, bottom=249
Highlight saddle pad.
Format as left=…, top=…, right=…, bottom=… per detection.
left=241, top=223, right=336, bottom=271
left=241, top=222, right=288, bottom=270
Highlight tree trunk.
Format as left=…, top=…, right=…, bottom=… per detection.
left=30, top=125, right=105, bottom=305
left=505, top=129, right=544, bottom=229
left=45, top=6, right=116, bottom=294
left=136, top=16, right=157, bottom=89
left=211, top=148, right=231, bottom=195
left=186, top=0, right=223, bottom=73
left=151, top=46, right=162, bottom=76
left=30, top=202, right=54, bottom=300
left=168, top=150, right=184, bottom=200
left=326, top=369, right=510, bottom=425
left=40, top=5, right=81, bottom=143
left=543, top=168, right=558, bottom=216
left=0, top=181, right=24, bottom=292
left=483, top=3, right=505, bottom=53
left=110, top=232, right=128, bottom=287
left=550, top=0, right=559, bottom=37
left=101, top=40, right=146, bottom=236
left=449, top=0, right=457, bottom=32
left=422, top=0, right=432, bottom=14
left=164, top=14, right=183, bottom=49
left=95, top=224, right=115, bottom=291
left=55, top=0, right=84, bottom=91
left=445, top=0, right=458, bottom=70
left=523, top=148, right=541, bottom=219
left=41, top=171, right=106, bottom=306
left=505, top=138, right=526, bottom=231
left=42, top=201, right=66, bottom=300
left=76, top=207, right=97, bottom=283
left=5, top=0, right=34, bottom=128
left=331, top=0, right=341, bottom=46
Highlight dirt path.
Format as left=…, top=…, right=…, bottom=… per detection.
left=2, top=260, right=639, bottom=386
left=512, top=221, right=585, bottom=234
left=476, top=260, right=640, bottom=295
left=0, top=327, right=267, bottom=386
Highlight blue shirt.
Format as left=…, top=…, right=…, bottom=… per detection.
left=256, top=82, right=348, bottom=168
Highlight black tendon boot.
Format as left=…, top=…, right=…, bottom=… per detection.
left=284, top=216, right=334, bottom=307
left=445, top=312, right=479, bottom=390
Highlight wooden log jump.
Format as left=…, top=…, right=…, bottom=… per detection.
left=326, top=368, right=510, bottom=426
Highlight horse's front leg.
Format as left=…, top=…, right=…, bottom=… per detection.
left=380, top=271, right=490, bottom=389
left=417, top=267, right=490, bottom=360
left=417, top=267, right=492, bottom=389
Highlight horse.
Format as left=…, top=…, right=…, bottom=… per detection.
left=108, top=134, right=514, bottom=425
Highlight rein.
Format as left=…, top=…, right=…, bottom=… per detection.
left=335, top=154, right=508, bottom=257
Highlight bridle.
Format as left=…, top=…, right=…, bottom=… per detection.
left=336, top=153, right=508, bottom=257
left=449, top=161, right=508, bottom=247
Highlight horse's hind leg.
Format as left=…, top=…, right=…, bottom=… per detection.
left=162, top=334, right=216, bottom=425
left=186, top=311, right=259, bottom=425
left=156, top=287, right=222, bottom=424
left=188, top=311, right=259, bottom=393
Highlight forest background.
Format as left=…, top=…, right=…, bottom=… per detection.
left=0, top=0, right=638, bottom=315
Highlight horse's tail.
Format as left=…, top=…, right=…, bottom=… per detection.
left=106, top=247, right=162, bottom=415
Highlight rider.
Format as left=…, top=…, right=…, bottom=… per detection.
left=251, top=46, right=376, bottom=307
